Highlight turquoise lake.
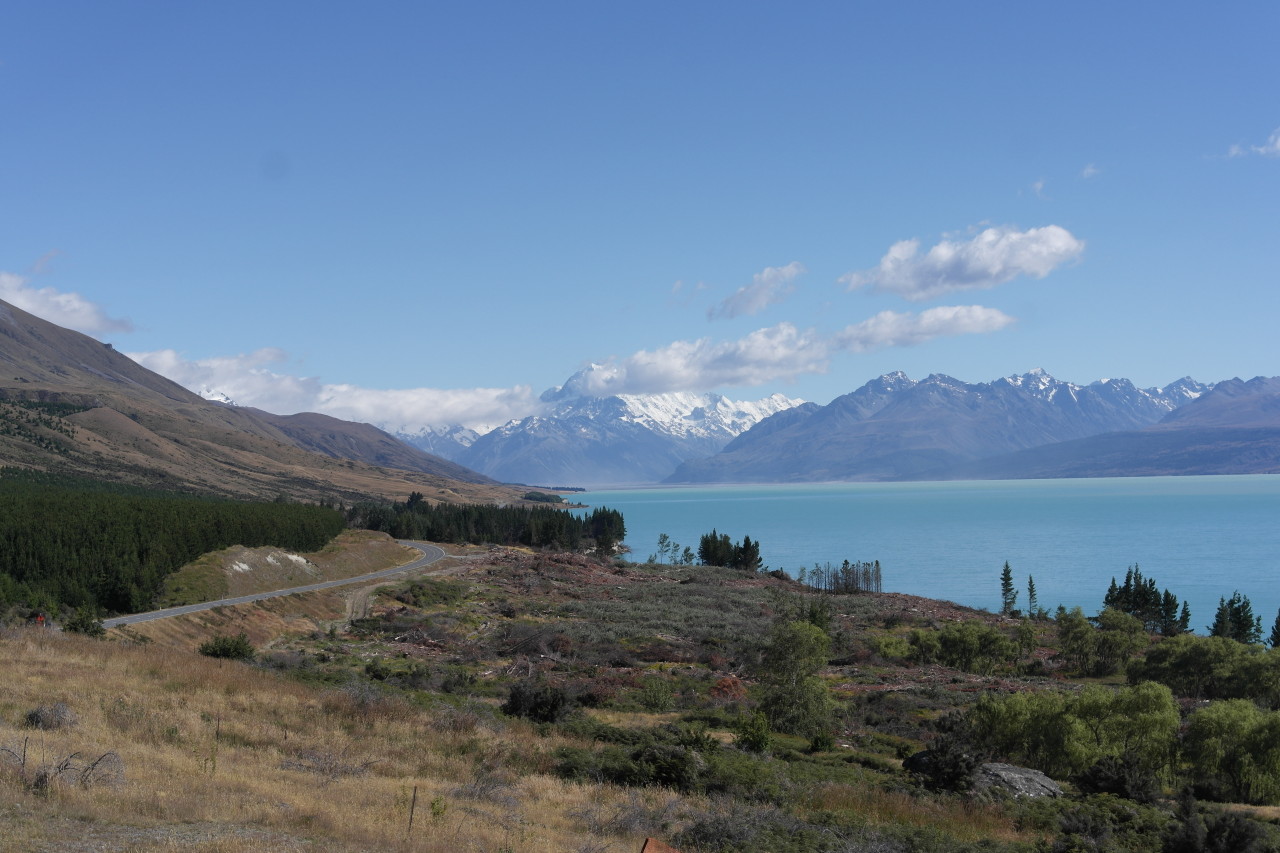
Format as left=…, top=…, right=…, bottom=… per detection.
left=577, top=475, right=1280, bottom=633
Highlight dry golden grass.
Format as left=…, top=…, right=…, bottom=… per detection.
left=800, top=782, right=1029, bottom=844
left=0, top=628, right=657, bottom=852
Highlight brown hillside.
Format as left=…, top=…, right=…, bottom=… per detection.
left=0, top=299, right=518, bottom=504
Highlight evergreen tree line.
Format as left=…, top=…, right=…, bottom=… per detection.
left=1097, top=564, right=1275, bottom=646
left=1103, top=564, right=1191, bottom=636
left=0, top=477, right=344, bottom=615
left=345, top=494, right=626, bottom=555
left=694, top=529, right=763, bottom=572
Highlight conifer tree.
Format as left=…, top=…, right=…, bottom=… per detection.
left=1026, top=575, right=1039, bottom=618
left=1000, top=561, right=1017, bottom=615
left=1210, top=592, right=1262, bottom=645
left=1269, top=609, right=1280, bottom=650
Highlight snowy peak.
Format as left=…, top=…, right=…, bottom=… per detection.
left=533, top=365, right=803, bottom=443
left=395, top=423, right=486, bottom=459
left=448, top=371, right=805, bottom=486
left=539, top=363, right=622, bottom=403
left=872, top=370, right=918, bottom=392
left=610, top=390, right=802, bottom=439
left=1158, top=377, right=1211, bottom=404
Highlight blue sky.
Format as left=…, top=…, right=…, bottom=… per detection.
left=3, top=2, right=1277, bottom=431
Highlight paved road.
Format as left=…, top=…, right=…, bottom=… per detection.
left=103, top=541, right=447, bottom=628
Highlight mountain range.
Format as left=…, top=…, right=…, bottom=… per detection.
left=397, top=369, right=801, bottom=487
left=934, top=375, right=1280, bottom=480
left=0, top=299, right=516, bottom=504
left=5, top=296, right=1275, bottom=493
left=666, top=369, right=1280, bottom=483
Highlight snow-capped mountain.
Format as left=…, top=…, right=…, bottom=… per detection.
left=423, top=369, right=803, bottom=487
left=667, top=370, right=1214, bottom=484
left=396, top=423, right=486, bottom=461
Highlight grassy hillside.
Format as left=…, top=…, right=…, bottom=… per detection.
left=5, top=536, right=1280, bottom=852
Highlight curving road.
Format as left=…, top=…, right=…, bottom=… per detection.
left=103, top=541, right=447, bottom=628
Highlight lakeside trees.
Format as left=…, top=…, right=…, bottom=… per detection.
left=347, top=497, right=625, bottom=556
left=695, top=529, right=763, bottom=572
left=1209, top=591, right=1263, bottom=644
left=1102, top=564, right=1190, bottom=636
left=804, top=559, right=882, bottom=594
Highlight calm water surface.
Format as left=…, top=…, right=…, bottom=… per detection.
left=577, top=475, right=1280, bottom=632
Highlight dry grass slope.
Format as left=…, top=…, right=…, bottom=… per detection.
left=0, top=628, right=662, bottom=852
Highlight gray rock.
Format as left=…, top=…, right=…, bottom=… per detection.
left=973, top=762, right=1063, bottom=798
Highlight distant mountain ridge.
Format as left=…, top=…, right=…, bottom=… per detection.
left=666, top=369, right=1225, bottom=483
left=935, top=375, right=1280, bottom=480
left=401, top=367, right=803, bottom=487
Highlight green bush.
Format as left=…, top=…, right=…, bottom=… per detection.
left=197, top=632, right=255, bottom=661
left=874, top=634, right=911, bottom=660
left=393, top=578, right=468, bottom=608
left=62, top=606, right=105, bottom=637
left=733, top=711, right=773, bottom=753
left=501, top=681, right=574, bottom=723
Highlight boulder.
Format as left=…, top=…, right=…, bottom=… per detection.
left=973, top=762, right=1063, bottom=798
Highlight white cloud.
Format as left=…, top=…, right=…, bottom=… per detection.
left=834, top=306, right=1016, bottom=352
left=708, top=261, right=805, bottom=320
left=569, top=308, right=1014, bottom=396
left=841, top=225, right=1084, bottom=302
left=126, top=347, right=537, bottom=432
left=570, top=323, right=830, bottom=395
left=127, top=348, right=323, bottom=412
left=1081, top=163, right=1100, bottom=178
left=0, top=271, right=133, bottom=335
left=1228, top=127, right=1280, bottom=158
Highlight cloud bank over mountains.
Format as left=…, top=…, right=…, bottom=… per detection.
left=4, top=220, right=1080, bottom=432
left=127, top=302, right=1011, bottom=430
left=125, top=347, right=539, bottom=433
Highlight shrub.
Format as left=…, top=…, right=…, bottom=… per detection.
left=637, top=676, right=674, bottom=712
left=903, top=736, right=981, bottom=793
left=393, top=578, right=469, bottom=608
left=62, top=606, right=105, bottom=637
left=1073, top=754, right=1161, bottom=804
left=197, top=632, right=255, bottom=661
left=874, top=634, right=911, bottom=660
left=734, top=711, right=773, bottom=754
left=501, top=681, right=574, bottom=723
